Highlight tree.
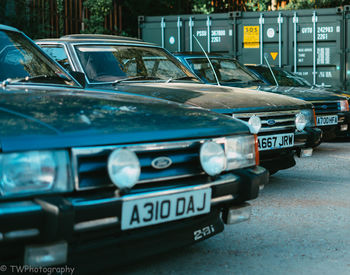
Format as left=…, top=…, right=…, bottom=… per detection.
left=82, top=0, right=113, bottom=34
left=283, top=0, right=348, bottom=9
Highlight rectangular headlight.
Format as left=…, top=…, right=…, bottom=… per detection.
left=224, top=135, right=258, bottom=171
left=0, top=150, right=72, bottom=197
left=339, top=100, right=349, bottom=112
left=301, top=109, right=316, bottom=127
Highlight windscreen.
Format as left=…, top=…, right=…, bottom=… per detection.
left=252, top=66, right=312, bottom=87
left=0, top=30, right=75, bottom=86
left=74, top=45, right=198, bottom=83
left=185, top=57, right=259, bottom=84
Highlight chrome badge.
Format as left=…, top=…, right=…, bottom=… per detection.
left=151, top=156, right=172, bottom=169
left=267, top=119, right=276, bottom=126
left=321, top=105, right=328, bottom=110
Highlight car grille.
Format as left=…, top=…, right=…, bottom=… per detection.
left=72, top=140, right=208, bottom=190
left=227, top=110, right=298, bottom=133
left=311, top=101, right=340, bottom=114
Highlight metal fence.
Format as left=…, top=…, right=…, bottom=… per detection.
left=0, top=0, right=123, bottom=38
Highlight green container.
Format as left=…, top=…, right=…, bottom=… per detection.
left=139, top=7, right=349, bottom=91
left=345, top=5, right=350, bottom=91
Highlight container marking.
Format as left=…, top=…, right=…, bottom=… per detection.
left=243, top=26, right=259, bottom=48
left=270, top=52, right=278, bottom=60
left=267, top=28, right=275, bottom=38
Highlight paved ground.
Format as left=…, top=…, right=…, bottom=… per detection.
left=118, top=141, right=350, bottom=275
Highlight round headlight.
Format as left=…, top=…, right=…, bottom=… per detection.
left=200, top=141, right=226, bottom=176
left=295, top=113, right=307, bottom=131
left=248, top=115, right=261, bottom=134
left=107, top=149, right=140, bottom=190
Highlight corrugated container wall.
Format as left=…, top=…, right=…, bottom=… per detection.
left=139, top=7, right=350, bottom=92
left=345, top=5, right=350, bottom=91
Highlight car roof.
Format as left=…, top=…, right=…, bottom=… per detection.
left=175, top=52, right=225, bottom=56
left=174, top=52, right=233, bottom=58
left=0, top=24, right=20, bottom=32
left=36, top=34, right=157, bottom=47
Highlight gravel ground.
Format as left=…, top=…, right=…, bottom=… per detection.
left=115, top=141, right=350, bottom=275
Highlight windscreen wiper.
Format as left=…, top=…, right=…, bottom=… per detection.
left=113, top=76, right=162, bottom=85
left=4, top=74, right=72, bottom=85
left=225, top=78, right=244, bottom=83
left=247, top=79, right=265, bottom=84
left=166, top=76, right=198, bottom=83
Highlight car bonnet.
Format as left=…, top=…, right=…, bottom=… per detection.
left=0, top=86, right=250, bottom=152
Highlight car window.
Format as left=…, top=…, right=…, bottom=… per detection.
left=186, top=58, right=258, bottom=83
left=74, top=45, right=193, bottom=83
left=271, top=68, right=310, bottom=87
left=40, top=45, right=72, bottom=71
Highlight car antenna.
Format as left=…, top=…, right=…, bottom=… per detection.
left=263, top=53, right=279, bottom=87
left=192, top=35, right=221, bottom=86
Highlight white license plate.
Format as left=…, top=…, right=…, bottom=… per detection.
left=121, top=188, right=212, bottom=230
left=316, top=115, right=338, bottom=126
left=258, top=133, right=294, bottom=151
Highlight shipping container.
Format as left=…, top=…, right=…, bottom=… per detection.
left=139, top=7, right=350, bottom=92
left=345, top=5, right=350, bottom=91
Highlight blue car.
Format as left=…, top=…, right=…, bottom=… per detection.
left=0, top=25, right=267, bottom=271
left=175, top=52, right=350, bottom=141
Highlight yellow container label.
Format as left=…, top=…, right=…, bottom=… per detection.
left=244, top=26, right=259, bottom=48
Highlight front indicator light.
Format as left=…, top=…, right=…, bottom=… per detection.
left=200, top=141, right=226, bottom=176
left=341, top=124, right=348, bottom=131
left=300, top=148, right=313, bottom=158
left=254, top=134, right=260, bottom=166
left=25, top=242, right=68, bottom=267
left=313, top=109, right=317, bottom=126
left=222, top=203, right=252, bottom=225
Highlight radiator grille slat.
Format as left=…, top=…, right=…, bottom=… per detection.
left=312, top=101, right=340, bottom=114
left=72, top=141, right=204, bottom=190
left=229, top=111, right=297, bottom=133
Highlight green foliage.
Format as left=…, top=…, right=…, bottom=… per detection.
left=244, top=0, right=346, bottom=11
left=0, top=0, right=51, bottom=39
left=56, top=0, right=64, bottom=36
left=82, top=0, right=113, bottom=34
left=283, top=0, right=345, bottom=9
left=123, top=0, right=191, bottom=36
left=245, top=0, right=270, bottom=11
left=191, top=0, right=214, bottom=14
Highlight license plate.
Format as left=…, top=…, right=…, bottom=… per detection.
left=121, top=188, right=212, bottom=230
left=316, top=115, right=338, bottom=126
left=258, top=133, right=294, bottom=151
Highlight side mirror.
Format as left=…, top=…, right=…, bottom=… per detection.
left=69, top=71, right=86, bottom=88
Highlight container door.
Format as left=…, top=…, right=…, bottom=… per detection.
left=287, top=8, right=344, bottom=89
left=237, top=11, right=289, bottom=67
left=345, top=6, right=350, bottom=91
left=140, top=15, right=184, bottom=52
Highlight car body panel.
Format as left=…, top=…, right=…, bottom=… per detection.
left=0, top=25, right=268, bottom=268
left=0, top=86, right=251, bottom=152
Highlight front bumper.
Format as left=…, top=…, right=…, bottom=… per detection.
left=258, top=127, right=322, bottom=173
left=316, top=112, right=350, bottom=139
left=335, top=112, right=350, bottom=137
left=295, top=127, right=323, bottom=148
left=0, top=167, right=268, bottom=270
